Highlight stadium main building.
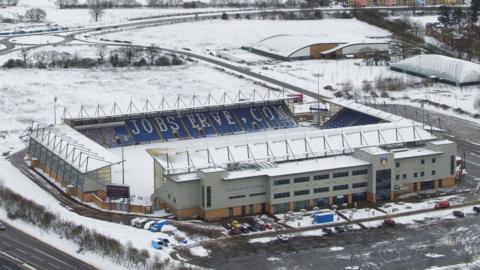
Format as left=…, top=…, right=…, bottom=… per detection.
left=23, top=95, right=458, bottom=220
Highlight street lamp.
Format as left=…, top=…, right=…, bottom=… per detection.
left=312, top=71, right=324, bottom=127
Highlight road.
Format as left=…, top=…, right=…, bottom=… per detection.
left=0, top=221, right=96, bottom=270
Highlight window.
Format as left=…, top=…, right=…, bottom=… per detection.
left=450, top=156, right=455, bottom=175
left=421, top=171, right=425, bottom=177
left=206, top=186, right=211, bottom=208
left=333, top=184, right=349, bottom=191
left=249, top=192, right=266, bottom=197
left=432, top=170, right=436, bottom=175
left=353, top=182, right=367, bottom=188
left=396, top=175, right=400, bottom=180
left=414, top=172, right=418, bottom=178
left=421, top=159, right=425, bottom=165
left=274, top=192, right=290, bottom=199
left=333, top=171, right=349, bottom=178
left=201, top=185, right=205, bottom=207
left=314, top=187, right=329, bottom=193
left=314, top=174, right=329, bottom=181
left=403, top=174, right=407, bottom=179
left=294, top=176, right=310, bottom=183
left=396, top=161, right=400, bottom=168
left=294, top=189, right=310, bottom=196
left=229, top=195, right=246, bottom=199
left=352, top=169, right=368, bottom=176
left=432, top=158, right=436, bottom=163
left=274, top=179, right=290, bottom=186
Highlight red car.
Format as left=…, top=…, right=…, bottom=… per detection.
left=383, top=218, right=396, bottom=227
left=435, top=200, right=450, bottom=209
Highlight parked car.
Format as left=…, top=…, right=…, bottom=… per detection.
left=135, top=218, right=150, bottom=228
left=143, top=220, right=156, bottom=230
left=151, top=240, right=163, bottom=250
left=453, top=210, right=465, bottom=218
left=344, top=225, right=354, bottom=231
left=277, top=234, right=289, bottom=242
left=264, top=223, right=273, bottom=230
left=334, top=225, right=345, bottom=233
left=383, top=218, right=396, bottom=227
left=322, top=228, right=333, bottom=235
left=473, top=206, right=480, bottom=214
left=223, top=223, right=232, bottom=230
left=0, top=222, right=5, bottom=231
left=247, top=224, right=258, bottom=232
left=231, top=220, right=241, bottom=229
left=258, top=223, right=266, bottom=231
left=435, top=200, right=450, bottom=209
left=229, top=228, right=241, bottom=235
left=239, top=225, right=250, bottom=234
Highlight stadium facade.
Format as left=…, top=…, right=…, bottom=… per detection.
left=22, top=95, right=459, bottom=219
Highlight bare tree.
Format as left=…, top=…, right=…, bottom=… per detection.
left=119, top=46, right=139, bottom=65
left=17, top=48, right=30, bottom=68
left=87, top=0, right=107, bottom=22
left=96, top=45, right=108, bottom=64
left=146, top=44, right=159, bottom=65
left=25, top=8, right=47, bottom=22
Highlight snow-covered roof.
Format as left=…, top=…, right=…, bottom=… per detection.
left=329, top=98, right=406, bottom=123
left=393, top=148, right=441, bottom=159
left=251, top=34, right=387, bottom=58
left=390, top=54, right=480, bottom=85
left=149, top=122, right=436, bottom=176
left=223, top=155, right=370, bottom=180
left=28, top=123, right=122, bottom=173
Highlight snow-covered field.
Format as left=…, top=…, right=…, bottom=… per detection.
left=99, top=19, right=391, bottom=51
left=0, top=63, right=271, bottom=154
left=1, top=0, right=234, bottom=28
left=9, top=35, right=65, bottom=44
left=0, top=158, right=199, bottom=269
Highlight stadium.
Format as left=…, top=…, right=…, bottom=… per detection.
left=22, top=92, right=458, bottom=219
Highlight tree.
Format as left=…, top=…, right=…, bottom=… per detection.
left=109, top=50, right=119, bottom=67
left=221, top=12, right=229, bottom=20
left=95, top=45, right=108, bottom=64
left=17, top=48, right=30, bottom=68
left=146, top=44, right=159, bottom=66
left=451, top=8, right=464, bottom=29
left=471, top=0, right=480, bottom=23
left=119, top=46, right=138, bottom=65
left=438, top=5, right=452, bottom=28
left=87, top=0, right=107, bottom=22
left=390, top=39, right=418, bottom=60
left=25, top=8, right=47, bottom=22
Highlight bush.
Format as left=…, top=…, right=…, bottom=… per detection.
left=221, top=12, right=229, bottom=20
left=155, top=55, right=171, bottom=66
left=133, top=57, right=148, bottom=67
left=3, top=59, right=18, bottom=68
left=172, top=55, right=184, bottom=65
left=77, top=58, right=97, bottom=68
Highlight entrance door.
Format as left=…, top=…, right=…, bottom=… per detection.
left=376, top=169, right=392, bottom=201
left=241, top=206, right=246, bottom=215
left=228, top=207, right=233, bottom=217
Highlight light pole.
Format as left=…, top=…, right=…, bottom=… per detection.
left=115, top=135, right=125, bottom=185
left=312, top=72, right=324, bottom=127
left=53, top=96, right=57, bottom=125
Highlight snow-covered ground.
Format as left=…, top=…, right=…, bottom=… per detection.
left=275, top=210, right=346, bottom=228
left=1, top=0, right=234, bottom=28
left=9, top=35, right=65, bottom=44
left=99, top=19, right=391, bottom=52
left=0, top=63, right=271, bottom=154
left=0, top=158, right=200, bottom=269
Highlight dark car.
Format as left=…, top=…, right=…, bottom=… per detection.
left=473, top=206, right=480, bottom=214
left=229, top=228, right=241, bottom=235
left=334, top=225, right=345, bottom=233
left=0, top=222, right=5, bottom=231
left=247, top=224, right=259, bottom=232
left=223, top=223, right=232, bottom=230
left=383, top=218, right=396, bottom=227
left=453, top=210, right=465, bottom=218
left=240, top=225, right=250, bottom=234
left=322, top=228, right=333, bottom=235
left=258, top=223, right=266, bottom=231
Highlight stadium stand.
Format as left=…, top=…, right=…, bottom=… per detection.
left=69, top=100, right=297, bottom=148
left=324, top=108, right=382, bottom=129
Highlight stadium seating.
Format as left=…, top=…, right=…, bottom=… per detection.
left=207, top=110, right=243, bottom=134
left=324, top=108, right=381, bottom=129
left=182, top=112, right=217, bottom=138
left=233, top=107, right=269, bottom=131
left=72, top=101, right=299, bottom=148
left=261, top=105, right=296, bottom=128
left=151, top=116, right=189, bottom=140
left=126, top=118, right=161, bottom=143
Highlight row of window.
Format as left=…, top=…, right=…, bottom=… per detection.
left=273, top=182, right=368, bottom=199
left=395, top=157, right=436, bottom=168
left=273, top=169, right=368, bottom=186
left=395, top=170, right=436, bottom=180
left=229, top=192, right=267, bottom=200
